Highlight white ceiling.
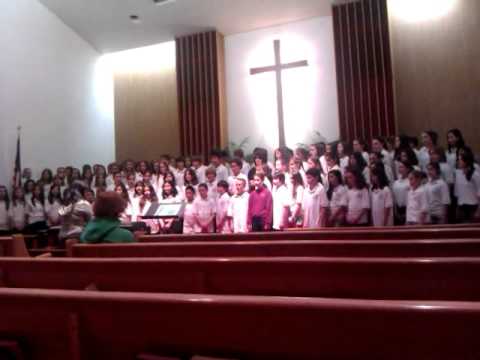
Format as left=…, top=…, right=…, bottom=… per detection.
left=38, top=0, right=333, bottom=53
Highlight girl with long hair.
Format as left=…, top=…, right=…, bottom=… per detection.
left=370, top=168, right=393, bottom=227
left=326, top=170, right=347, bottom=227
left=344, top=168, right=370, bottom=226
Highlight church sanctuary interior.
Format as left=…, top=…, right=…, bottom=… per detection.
left=1, top=0, right=480, bottom=359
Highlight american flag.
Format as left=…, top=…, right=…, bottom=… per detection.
left=13, top=128, right=21, bottom=188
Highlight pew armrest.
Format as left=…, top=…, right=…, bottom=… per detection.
left=66, top=239, right=79, bottom=257
left=35, top=252, right=52, bottom=258
left=134, top=231, right=146, bottom=241
left=11, top=234, right=30, bottom=257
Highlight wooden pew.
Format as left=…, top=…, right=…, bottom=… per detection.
left=70, top=239, right=480, bottom=258
left=0, top=237, right=8, bottom=257
left=138, top=226, right=480, bottom=242
left=0, top=288, right=480, bottom=359
left=0, top=235, right=53, bottom=259
left=2, top=257, right=480, bottom=301
left=288, top=222, right=480, bottom=231
left=0, top=235, right=31, bottom=257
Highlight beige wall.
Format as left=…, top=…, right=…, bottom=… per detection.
left=388, top=0, right=480, bottom=150
left=114, top=67, right=179, bottom=162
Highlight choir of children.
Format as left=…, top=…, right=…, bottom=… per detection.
left=0, top=128, right=479, bottom=236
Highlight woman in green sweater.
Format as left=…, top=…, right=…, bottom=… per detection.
left=80, top=191, right=134, bottom=243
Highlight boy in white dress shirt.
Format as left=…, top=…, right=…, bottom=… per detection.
left=233, top=149, right=251, bottom=176
left=228, top=178, right=250, bottom=233
left=191, top=156, right=207, bottom=184
left=406, top=171, right=429, bottom=225
left=272, top=173, right=291, bottom=231
left=210, top=150, right=229, bottom=182
left=228, top=158, right=249, bottom=195
left=425, top=163, right=451, bottom=224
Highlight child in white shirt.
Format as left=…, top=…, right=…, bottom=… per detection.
left=352, top=139, right=370, bottom=166
left=138, top=184, right=160, bottom=234
left=430, top=147, right=455, bottom=186
left=114, top=183, right=133, bottom=225
left=288, top=173, right=304, bottom=227
left=326, top=170, right=348, bottom=227
left=9, top=187, right=26, bottom=232
left=26, top=184, right=47, bottom=231
left=45, top=185, right=63, bottom=227
left=344, top=168, right=371, bottom=226
left=228, top=159, right=248, bottom=195
left=125, top=173, right=137, bottom=203
left=302, top=168, right=329, bottom=228
left=272, top=173, right=291, bottom=231
left=182, top=169, right=199, bottom=200
left=322, top=154, right=341, bottom=187
left=418, top=131, right=438, bottom=171
left=210, top=150, right=229, bottom=182
left=455, top=152, right=480, bottom=223
left=233, top=149, right=251, bottom=177
left=205, top=167, right=218, bottom=201
left=406, top=170, right=429, bottom=225
left=194, top=184, right=216, bottom=233
left=191, top=156, right=207, bottom=184
left=425, top=163, right=451, bottom=224
left=216, top=181, right=232, bottom=233
left=392, top=161, right=413, bottom=225
left=159, top=181, right=182, bottom=233
left=228, top=178, right=250, bottom=233
left=370, top=168, right=394, bottom=227
left=182, top=186, right=197, bottom=234
left=174, top=157, right=186, bottom=188
left=336, top=141, right=350, bottom=174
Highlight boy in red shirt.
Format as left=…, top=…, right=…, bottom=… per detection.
left=247, top=172, right=273, bottom=232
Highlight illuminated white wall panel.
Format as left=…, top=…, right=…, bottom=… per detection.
left=0, top=0, right=115, bottom=185
left=225, top=16, right=340, bottom=155
left=389, top=0, right=458, bottom=23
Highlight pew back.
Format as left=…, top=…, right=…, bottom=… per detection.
left=138, top=227, right=480, bottom=242
left=71, top=239, right=480, bottom=258
left=0, top=235, right=30, bottom=257
left=1, top=257, right=480, bottom=300
left=0, top=288, right=479, bottom=360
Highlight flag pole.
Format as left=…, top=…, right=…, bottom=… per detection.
left=13, top=126, right=22, bottom=189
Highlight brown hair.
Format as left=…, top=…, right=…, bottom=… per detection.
left=93, top=191, right=127, bottom=219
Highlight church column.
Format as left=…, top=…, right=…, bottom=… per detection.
left=176, top=31, right=228, bottom=158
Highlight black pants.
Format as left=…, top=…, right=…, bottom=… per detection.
left=458, top=205, right=479, bottom=223
left=394, top=206, right=406, bottom=226
left=25, top=221, right=48, bottom=234
left=430, top=215, right=445, bottom=225
left=251, top=216, right=270, bottom=232
left=447, top=185, right=457, bottom=224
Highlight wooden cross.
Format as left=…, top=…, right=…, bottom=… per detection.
left=250, top=39, right=308, bottom=148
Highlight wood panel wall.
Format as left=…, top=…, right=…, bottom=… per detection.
left=114, top=67, right=180, bottom=162
left=388, top=0, right=480, bottom=151
left=176, top=31, right=228, bottom=158
left=332, top=0, right=396, bottom=142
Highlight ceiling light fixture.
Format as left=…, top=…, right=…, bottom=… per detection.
left=129, top=14, right=141, bottom=23
left=153, top=0, right=176, bottom=6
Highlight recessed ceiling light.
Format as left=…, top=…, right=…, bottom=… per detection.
left=153, top=0, right=176, bottom=6
left=129, top=15, right=141, bottom=23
